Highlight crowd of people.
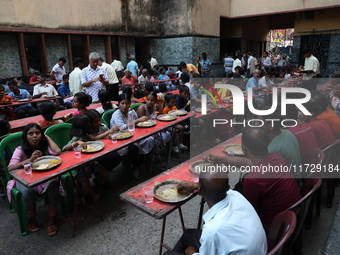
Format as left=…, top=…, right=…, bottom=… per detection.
left=1, top=47, right=340, bottom=254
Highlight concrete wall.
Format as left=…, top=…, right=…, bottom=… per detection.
left=0, top=0, right=122, bottom=32
left=90, top=36, right=106, bottom=61
left=45, top=34, right=70, bottom=72
left=327, top=34, right=340, bottom=75
left=119, top=37, right=135, bottom=67
left=0, top=33, right=22, bottom=77
left=160, top=0, right=193, bottom=36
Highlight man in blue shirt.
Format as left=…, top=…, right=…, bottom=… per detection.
left=126, top=55, right=138, bottom=77
left=59, top=74, right=72, bottom=108
left=8, top=80, right=39, bottom=119
left=245, top=69, right=268, bottom=109
left=200, top=52, right=212, bottom=77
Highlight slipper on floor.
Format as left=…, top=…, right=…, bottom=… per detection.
left=28, top=222, right=40, bottom=232
left=44, top=222, right=58, bottom=236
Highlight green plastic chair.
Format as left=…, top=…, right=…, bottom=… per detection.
left=102, top=109, right=117, bottom=128
left=0, top=132, right=69, bottom=235
left=65, top=117, right=74, bottom=124
left=0, top=134, right=9, bottom=199
left=131, top=103, right=144, bottom=112
left=45, top=123, right=75, bottom=214
left=101, top=118, right=109, bottom=127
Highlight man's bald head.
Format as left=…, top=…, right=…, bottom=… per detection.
left=199, top=171, right=229, bottom=205
left=242, top=127, right=269, bottom=156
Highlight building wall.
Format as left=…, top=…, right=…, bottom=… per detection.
left=90, top=36, right=106, bottom=61
left=45, top=34, right=70, bottom=72
left=327, top=34, right=340, bottom=74
left=119, top=37, right=136, bottom=67
left=0, top=0, right=122, bottom=32
left=0, top=33, right=22, bottom=77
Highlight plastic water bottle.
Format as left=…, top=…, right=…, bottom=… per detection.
left=128, top=110, right=135, bottom=131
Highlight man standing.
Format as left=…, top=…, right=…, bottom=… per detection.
left=166, top=168, right=267, bottom=254
left=111, top=55, right=125, bottom=78
left=200, top=52, right=212, bottom=77
left=50, top=57, right=67, bottom=86
left=302, top=48, right=320, bottom=91
left=223, top=53, right=234, bottom=75
left=69, top=57, right=84, bottom=95
left=81, top=52, right=109, bottom=103
left=126, top=55, right=138, bottom=77
left=247, top=52, right=254, bottom=74
left=262, top=51, right=272, bottom=69
left=33, top=74, right=58, bottom=98
left=150, top=55, right=158, bottom=68
left=98, top=57, right=119, bottom=101
left=232, top=53, right=242, bottom=73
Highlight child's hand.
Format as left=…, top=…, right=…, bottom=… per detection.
left=110, top=126, right=120, bottom=133
left=139, top=116, right=149, bottom=122
left=155, top=111, right=159, bottom=116
left=77, top=141, right=87, bottom=149
left=30, top=150, right=43, bottom=162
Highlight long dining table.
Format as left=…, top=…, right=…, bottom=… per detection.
left=9, top=113, right=192, bottom=236
left=120, top=134, right=242, bottom=255
left=0, top=96, right=62, bottom=109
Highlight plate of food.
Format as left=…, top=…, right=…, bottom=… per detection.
left=195, top=108, right=211, bottom=113
left=168, top=110, right=188, bottom=116
left=189, top=160, right=225, bottom=173
left=157, top=114, right=177, bottom=121
left=222, top=144, right=244, bottom=156
left=81, top=141, right=105, bottom=153
left=115, top=131, right=133, bottom=140
left=32, top=156, right=62, bottom=170
left=17, top=98, right=32, bottom=102
left=153, top=179, right=193, bottom=203
left=136, top=120, right=157, bottom=128
left=211, top=104, right=224, bottom=109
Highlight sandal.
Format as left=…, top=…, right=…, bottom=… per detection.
left=28, top=222, right=40, bottom=232
left=44, top=222, right=58, bottom=236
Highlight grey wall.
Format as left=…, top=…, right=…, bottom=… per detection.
left=119, top=37, right=136, bottom=67
left=0, top=33, right=22, bottom=77
left=327, top=34, right=340, bottom=75
left=90, top=36, right=106, bottom=61
left=45, top=34, right=70, bottom=72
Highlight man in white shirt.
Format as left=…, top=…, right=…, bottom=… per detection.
left=301, top=48, right=320, bottom=91
left=258, top=72, right=274, bottom=96
left=81, top=52, right=109, bottom=102
left=247, top=52, right=253, bottom=75
left=98, top=57, right=120, bottom=101
left=232, top=54, right=242, bottom=73
left=164, top=171, right=267, bottom=255
left=33, top=74, right=58, bottom=98
left=138, top=69, right=149, bottom=84
left=50, top=57, right=67, bottom=86
left=262, top=51, right=272, bottom=69
left=150, top=55, right=158, bottom=68
left=69, top=57, right=84, bottom=95
left=111, top=55, right=125, bottom=78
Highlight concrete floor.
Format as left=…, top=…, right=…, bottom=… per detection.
left=1, top=150, right=339, bottom=255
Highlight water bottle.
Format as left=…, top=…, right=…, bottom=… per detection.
left=128, top=110, right=135, bottom=131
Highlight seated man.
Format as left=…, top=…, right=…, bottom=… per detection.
left=138, top=69, right=149, bottom=85
left=182, top=127, right=301, bottom=227
left=245, top=69, right=268, bottom=109
left=33, top=74, right=58, bottom=98
left=167, top=169, right=267, bottom=255
left=59, top=74, right=72, bottom=108
left=19, top=76, right=33, bottom=94
left=8, top=80, right=39, bottom=119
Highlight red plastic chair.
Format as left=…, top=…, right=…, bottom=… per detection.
left=300, top=148, right=324, bottom=179
left=267, top=211, right=297, bottom=255
left=286, top=178, right=322, bottom=255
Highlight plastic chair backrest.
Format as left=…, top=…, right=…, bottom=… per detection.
left=131, top=103, right=144, bottom=112
left=65, top=117, right=74, bottom=124
left=0, top=132, right=23, bottom=181
left=286, top=178, right=322, bottom=245
left=45, top=123, right=72, bottom=150
left=300, top=148, right=324, bottom=178
left=323, top=139, right=340, bottom=165
left=267, top=211, right=297, bottom=255
left=102, top=109, right=117, bottom=128
left=101, top=118, right=109, bottom=127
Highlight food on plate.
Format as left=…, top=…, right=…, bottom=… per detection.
left=48, top=160, right=59, bottom=165
left=155, top=185, right=178, bottom=200
left=36, top=164, right=49, bottom=170
left=117, top=132, right=132, bottom=139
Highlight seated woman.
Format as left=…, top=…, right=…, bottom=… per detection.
left=0, top=84, right=16, bottom=120
left=110, top=93, right=155, bottom=178
left=37, top=101, right=64, bottom=128
left=64, top=92, right=92, bottom=120
left=8, top=123, right=61, bottom=236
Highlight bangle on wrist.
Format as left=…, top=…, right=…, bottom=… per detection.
left=72, top=142, right=76, bottom=148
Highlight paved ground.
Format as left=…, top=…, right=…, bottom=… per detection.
left=1, top=125, right=340, bottom=254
